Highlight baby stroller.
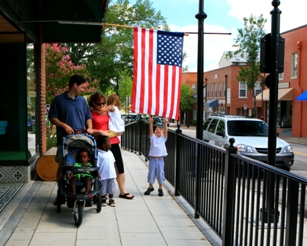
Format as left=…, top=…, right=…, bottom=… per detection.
left=56, top=132, right=102, bottom=227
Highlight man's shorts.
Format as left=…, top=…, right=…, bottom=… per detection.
left=55, top=145, right=63, bottom=165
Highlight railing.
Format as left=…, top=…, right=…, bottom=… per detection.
left=121, top=120, right=307, bottom=246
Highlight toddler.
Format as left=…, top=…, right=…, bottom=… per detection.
left=106, top=94, right=125, bottom=138
left=144, top=116, right=168, bottom=197
left=68, top=149, right=93, bottom=194
left=96, top=135, right=117, bottom=207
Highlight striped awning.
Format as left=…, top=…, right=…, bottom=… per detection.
left=256, top=88, right=293, bottom=101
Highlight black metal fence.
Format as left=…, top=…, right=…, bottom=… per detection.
left=121, top=120, right=307, bottom=246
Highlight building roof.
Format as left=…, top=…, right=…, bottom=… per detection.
left=0, top=0, right=108, bottom=43
left=218, top=51, right=248, bottom=68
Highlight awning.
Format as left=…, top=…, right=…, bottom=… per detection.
left=256, top=88, right=293, bottom=101
left=205, top=99, right=218, bottom=107
left=296, top=90, right=307, bottom=101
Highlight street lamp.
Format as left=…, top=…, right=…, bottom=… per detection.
left=260, top=74, right=265, bottom=120
left=204, top=77, right=207, bottom=119
left=224, top=75, right=228, bottom=114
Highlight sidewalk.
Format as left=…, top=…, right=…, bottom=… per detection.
left=0, top=150, right=218, bottom=246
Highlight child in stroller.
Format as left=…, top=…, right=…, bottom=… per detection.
left=69, top=149, right=94, bottom=195
left=56, top=133, right=102, bottom=227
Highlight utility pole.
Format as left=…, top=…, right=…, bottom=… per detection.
left=224, top=75, right=228, bottom=114
left=195, top=0, right=207, bottom=140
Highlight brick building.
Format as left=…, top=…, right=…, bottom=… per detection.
left=274, top=25, right=307, bottom=137
left=182, top=52, right=263, bottom=124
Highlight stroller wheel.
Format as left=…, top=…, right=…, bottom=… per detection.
left=96, top=193, right=102, bottom=213
left=74, top=200, right=84, bottom=227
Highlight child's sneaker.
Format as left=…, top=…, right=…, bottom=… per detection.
left=158, top=189, right=163, bottom=196
left=101, top=199, right=107, bottom=206
left=109, top=199, right=116, bottom=207
left=144, top=187, right=154, bottom=195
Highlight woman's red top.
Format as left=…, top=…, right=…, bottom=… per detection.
left=91, top=111, right=120, bottom=144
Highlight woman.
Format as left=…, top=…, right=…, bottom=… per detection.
left=88, top=92, right=134, bottom=199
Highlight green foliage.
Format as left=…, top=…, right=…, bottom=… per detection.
left=118, top=67, right=133, bottom=110
left=61, top=0, right=168, bottom=94
left=189, top=119, right=197, bottom=126
left=47, top=136, right=57, bottom=150
left=227, top=14, right=266, bottom=116
left=45, top=43, right=99, bottom=104
left=180, top=84, right=195, bottom=112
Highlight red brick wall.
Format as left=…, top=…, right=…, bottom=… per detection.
left=40, top=44, right=47, bottom=153
left=281, top=25, right=307, bottom=137
left=205, top=66, right=262, bottom=117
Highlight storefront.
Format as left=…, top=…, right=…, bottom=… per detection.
left=256, top=84, right=293, bottom=128
left=0, top=0, right=108, bottom=183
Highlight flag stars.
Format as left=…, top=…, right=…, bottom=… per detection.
left=157, top=32, right=183, bottom=67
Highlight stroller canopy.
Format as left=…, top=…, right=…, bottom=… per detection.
left=63, top=134, right=96, bottom=158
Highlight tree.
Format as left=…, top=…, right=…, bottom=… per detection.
left=180, top=84, right=195, bottom=126
left=62, top=0, right=168, bottom=94
left=118, top=67, right=133, bottom=112
left=227, top=14, right=266, bottom=117
left=45, top=43, right=99, bottom=103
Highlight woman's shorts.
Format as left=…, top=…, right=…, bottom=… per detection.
left=110, top=143, right=124, bottom=174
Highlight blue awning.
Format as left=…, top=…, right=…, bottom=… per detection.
left=296, top=90, right=307, bottom=101
left=205, top=99, right=218, bottom=108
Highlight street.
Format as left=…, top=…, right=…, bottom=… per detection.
left=169, top=124, right=307, bottom=179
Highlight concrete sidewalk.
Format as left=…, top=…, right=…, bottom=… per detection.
left=0, top=150, right=218, bottom=246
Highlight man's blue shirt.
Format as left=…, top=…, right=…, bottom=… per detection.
left=49, top=92, right=92, bottom=145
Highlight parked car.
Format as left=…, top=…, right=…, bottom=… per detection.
left=153, top=116, right=163, bottom=126
left=202, top=115, right=294, bottom=171
left=122, top=113, right=139, bottom=124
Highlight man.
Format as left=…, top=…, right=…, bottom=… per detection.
left=48, top=74, right=93, bottom=205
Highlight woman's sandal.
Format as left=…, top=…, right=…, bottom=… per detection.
left=119, top=193, right=134, bottom=199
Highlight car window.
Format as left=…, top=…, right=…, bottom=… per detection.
left=208, top=119, right=218, bottom=133
left=203, top=118, right=212, bottom=131
left=216, top=120, right=225, bottom=135
left=227, top=120, right=269, bottom=136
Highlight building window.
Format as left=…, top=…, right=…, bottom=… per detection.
left=219, top=83, right=222, bottom=98
left=292, top=53, right=298, bottom=78
left=254, top=82, right=262, bottom=96
left=224, top=81, right=226, bottom=98
left=239, top=82, right=247, bottom=98
left=211, top=84, right=213, bottom=98
left=214, top=83, right=217, bottom=97
left=207, top=84, right=210, bottom=98
left=279, top=72, right=284, bottom=80
left=214, top=74, right=218, bottom=79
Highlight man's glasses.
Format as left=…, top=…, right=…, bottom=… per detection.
left=95, top=102, right=106, bottom=106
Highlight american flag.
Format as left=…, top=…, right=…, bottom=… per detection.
left=131, top=27, right=184, bottom=120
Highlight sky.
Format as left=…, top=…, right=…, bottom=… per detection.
left=129, top=0, right=307, bottom=72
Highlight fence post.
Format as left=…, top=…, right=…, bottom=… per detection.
left=138, top=120, right=142, bottom=155
left=174, top=123, right=182, bottom=196
left=285, top=179, right=298, bottom=246
left=222, top=138, right=237, bottom=246
left=194, top=142, right=201, bottom=219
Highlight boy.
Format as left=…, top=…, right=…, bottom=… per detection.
left=144, top=116, right=168, bottom=196
left=96, top=135, right=117, bottom=207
